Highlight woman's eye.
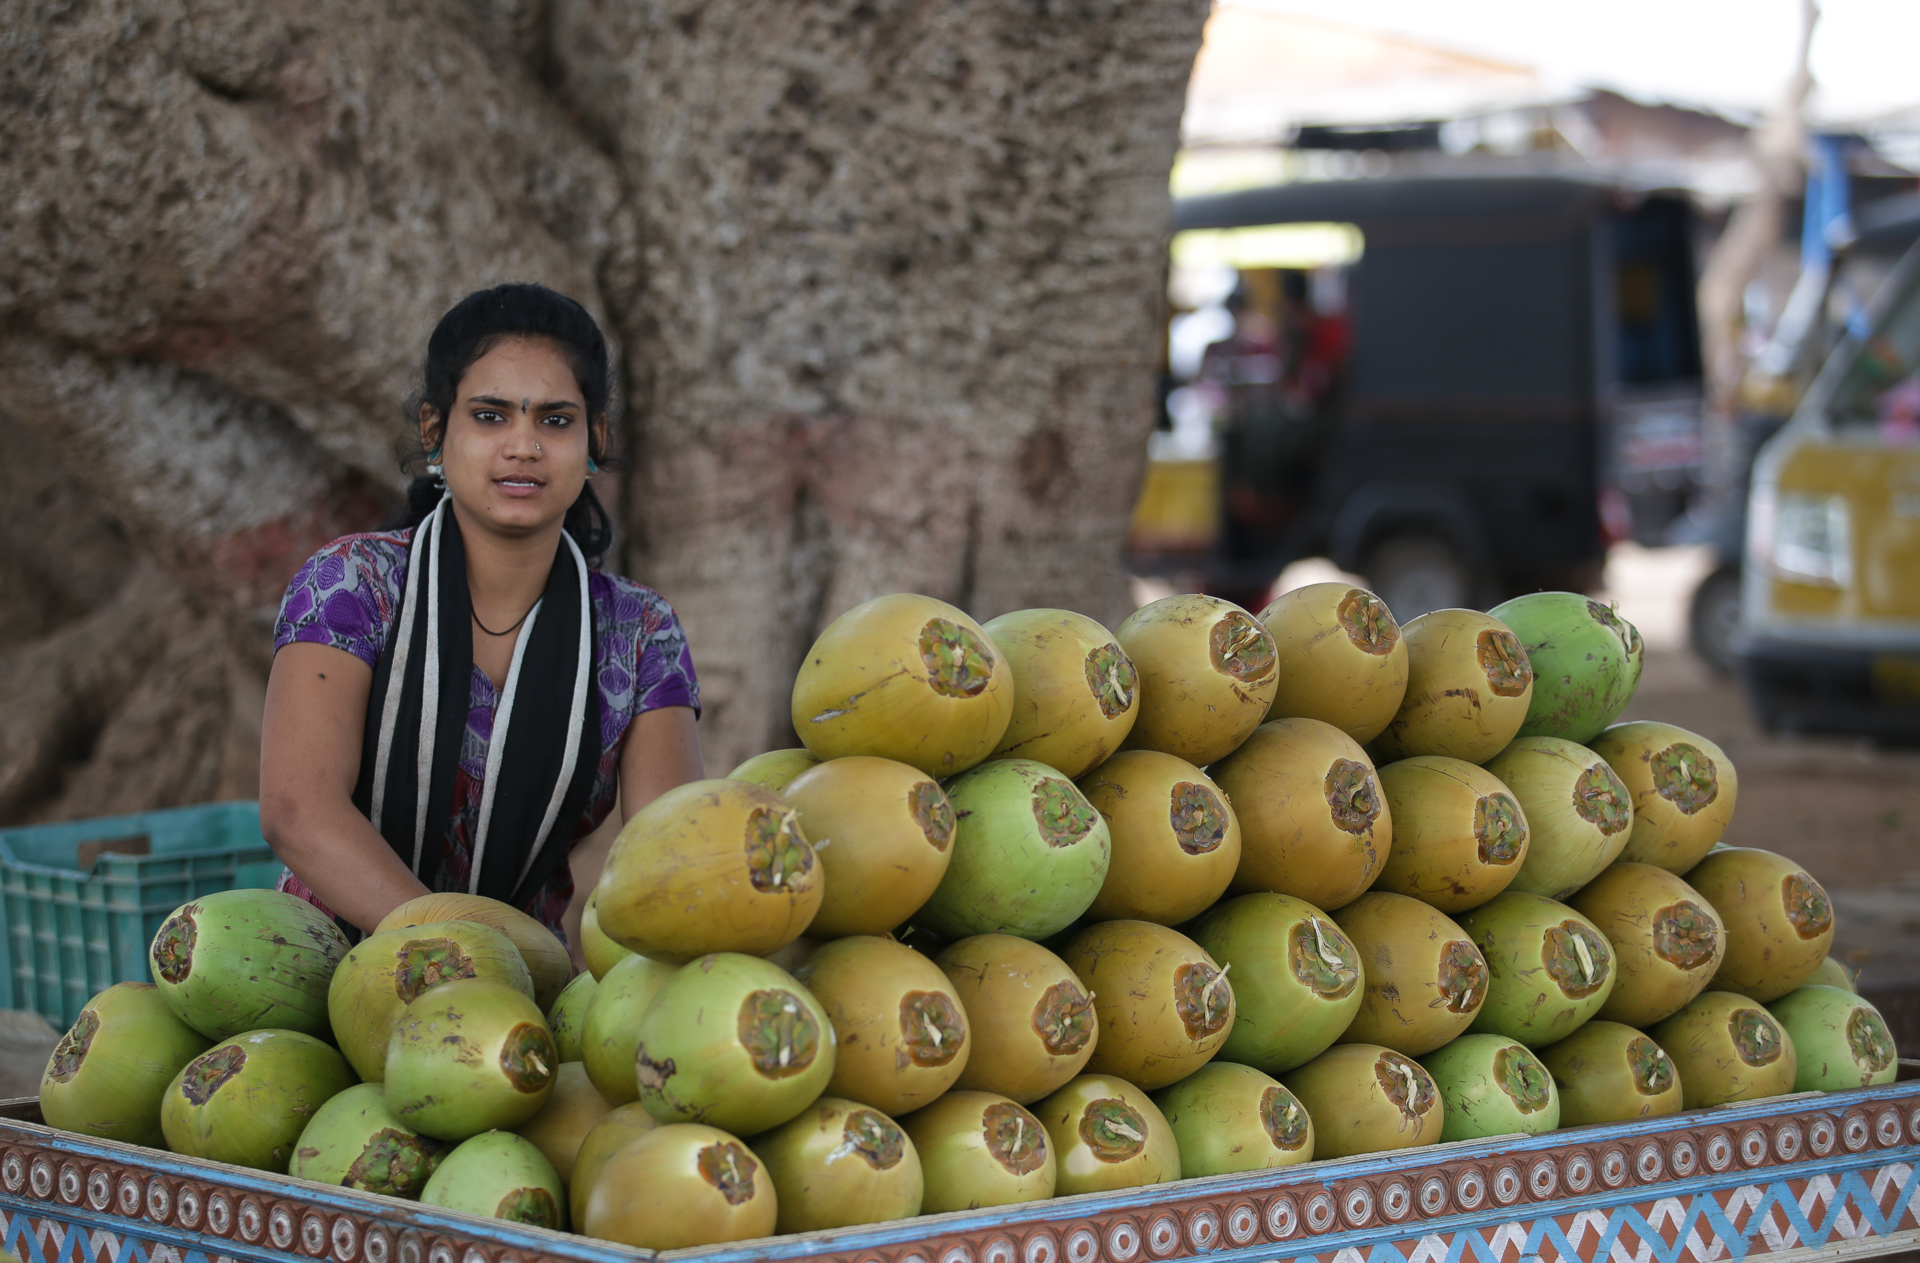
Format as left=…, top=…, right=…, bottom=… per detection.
left=543, top=414, right=573, bottom=428
left=474, top=409, right=504, bottom=424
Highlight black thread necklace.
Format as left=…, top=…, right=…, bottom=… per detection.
left=472, top=601, right=535, bottom=637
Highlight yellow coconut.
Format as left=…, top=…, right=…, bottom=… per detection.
left=1686, top=847, right=1835, bottom=1002
left=1371, top=756, right=1529, bottom=913
left=797, top=936, right=972, bottom=1116
left=376, top=893, right=573, bottom=1013
left=1334, top=892, right=1487, bottom=1056
left=750, top=1097, right=924, bottom=1233
left=515, top=1061, right=614, bottom=1185
left=1808, top=956, right=1857, bottom=992
left=580, top=888, right=634, bottom=980
left=1061, top=921, right=1234, bottom=1091
left=1648, top=990, right=1797, bottom=1107
left=1368, top=609, right=1534, bottom=763
left=899, top=1090, right=1056, bottom=1212
left=1589, top=721, right=1738, bottom=874
left=1571, top=862, right=1727, bottom=1027
left=1483, top=737, right=1634, bottom=899
left=983, top=609, right=1140, bottom=778
left=581, top=1123, right=777, bottom=1249
left=1537, top=1021, right=1683, bottom=1126
left=729, top=749, right=821, bottom=792
left=1116, top=594, right=1279, bottom=766
left=596, top=779, right=822, bottom=963
left=568, top=1103, right=659, bottom=1230
left=1257, top=582, right=1408, bottom=743
left=1279, top=1043, right=1443, bottom=1159
left=939, top=935, right=1097, bottom=1104
left=1211, top=718, right=1391, bottom=911
left=1077, top=751, right=1241, bottom=925
left=327, top=919, right=534, bottom=1083
left=783, top=756, right=954, bottom=939
left=791, top=593, right=1013, bottom=777
left=1031, top=1074, right=1180, bottom=1196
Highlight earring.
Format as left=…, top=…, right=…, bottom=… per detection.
left=588, top=458, right=599, bottom=474
left=425, top=446, right=443, bottom=480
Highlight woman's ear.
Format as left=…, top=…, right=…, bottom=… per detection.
left=418, top=403, right=444, bottom=455
left=591, top=413, right=609, bottom=464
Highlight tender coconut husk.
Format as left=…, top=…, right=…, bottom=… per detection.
left=1185, top=893, right=1363, bottom=1074
left=729, top=748, right=822, bottom=792
left=914, top=759, right=1111, bottom=941
left=1484, top=736, right=1634, bottom=899
left=515, top=1062, right=615, bottom=1185
left=149, top=889, right=349, bottom=1040
left=1333, top=892, right=1486, bottom=1056
left=790, top=593, right=1014, bottom=777
left=161, top=1030, right=356, bottom=1173
left=1537, top=1020, right=1682, bottom=1126
left=1062, top=920, right=1234, bottom=1091
left=750, top=1096, right=925, bottom=1233
left=1571, top=862, right=1727, bottom=1027
left=1686, top=847, right=1834, bottom=1002
left=582, top=1123, right=777, bottom=1249
left=1590, top=721, right=1738, bottom=874
left=1767, top=985, right=1899, bottom=1091
left=547, top=971, right=596, bottom=1063
left=40, top=982, right=210, bottom=1147
left=328, top=919, right=534, bottom=1083
left=385, top=978, right=558, bottom=1140
left=1808, top=956, right=1857, bottom=992
left=1279, top=1043, right=1443, bottom=1160
left=1369, top=609, right=1534, bottom=763
left=581, top=953, right=678, bottom=1104
left=1418, top=1034, right=1559, bottom=1141
left=982, top=609, right=1140, bottom=778
left=1116, top=595, right=1278, bottom=766
left=1211, top=718, right=1391, bottom=911
left=938, top=935, right=1096, bottom=1104
left=1031, top=1073, right=1180, bottom=1196
left=1372, top=756, right=1530, bottom=914
left=899, top=1090, right=1056, bottom=1212
left=569, top=1104, right=659, bottom=1230
left=421, top=1131, right=566, bottom=1230
left=784, top=756, right=955, bottom=938
left=580, top=889, right=634, bottom=980
left=796, top=936, right=971, bottom=1115
left=289, top=1083, right=449, bottom=1198
left=596, top=778, right=823, bottom=963
left=376, top=893, right=572, bottom=1012
left=1078, top=750, right=1240, bottom=925
left=1647, top=990, right=1797, bottom=1108
left=1489, top=592, right=1641, bottom=743
left=1258, top=583, right=1407, bottom=743
left=1150, top=1061, right=1313, bottom=1176
left=1456, top=891, right=1615, bottom=1047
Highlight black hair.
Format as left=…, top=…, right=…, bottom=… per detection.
left=398, top=282, right=620, bottom=562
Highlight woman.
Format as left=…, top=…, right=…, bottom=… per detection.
left=259, top=284, right=703, bottom=954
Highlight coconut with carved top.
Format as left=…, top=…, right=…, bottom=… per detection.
left=384, top=977, right=558, bottom=1140
left=1077, top=749, right=1241, bottom=925
left=581, top=952, right=678, bottom=1103
left=1151, top=1061, right=1314, bottom=1175
left=569, top=1104, right=659, bottom=1230
left=149, top=888, right=349, bottom=1041
left=1280, top=1043, right=1443, bottom=1159
left=1571, top=861, right=1727, bottom=1027
left=900, top=1090, right=1056, bottom=1212
left=1536, top=1020, right=1683, bottom=1126
left=581, top=1123, right=777, bottom=1249
left=1371, top=755, right=1530, bottom=913
left=1183, top=892, right=1363, bottom=1074
left=937, top=934, right=1097, bottom=1104
left=1369, top=609, right=1534, bottom=764
left=1490, top=592, right=1644, bottom=744
left=1117, top=594, right=1279, bottom=765
left=374, top=892, right=571, bottom=1011
left=1687, top=846, right=1835, bottom=1002
left=1257, top=582, right=1408, bottom=743
left=1333, top=891, right=1487, bottom=1056
left=729, top=748, right=822, bottom=792
left=1061, top=920, right=1234, bottom=1091
left=796, top=936, right=971, bottom=1116
left=1455, top=891, right=1615, bottom=1047
left=1767, top=985, right=1899, bottom=1091
left=1031, top=1073, right=1180, bottom=1196
left=1484, top=736, right=1634, bottom=899
left=327, top=919, right=534, bottom=1083
left=1419, top=1034, right=1560, bottom=1141
left=161, top=1028, right=356, bottom=1173
left=421, top=1131, right=565, bottom=1229
left=783, top=755, right=955, bottom=938
left=750, top=1096, right=924, bottom=1232
left=290, top=1083, right=447, bottom=1198
left=40, top=981, right=211, bottom=1147
left=1589, top=721, right=1738, bottom=874
left=983, top=608, right=1140, bottom=778
left=1648, top=990, right=1797, bottom=1107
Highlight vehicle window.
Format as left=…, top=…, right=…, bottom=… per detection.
left=1829, top=268, right=1920, bottom=443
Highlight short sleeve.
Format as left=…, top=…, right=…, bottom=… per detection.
left=273, top=532, right=411, bottom=669
left=597, top=577, right=700, bottom=722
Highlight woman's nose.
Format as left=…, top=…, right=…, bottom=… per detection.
left=502, top=416, right=542, bottom=457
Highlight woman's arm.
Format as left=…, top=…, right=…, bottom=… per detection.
left=259, top=641, right=432, bottom=932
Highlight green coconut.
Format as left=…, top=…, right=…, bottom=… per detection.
left=1079, top=750, right=1241, bottom=926
left=1537, top=1021, right=1683, bottom=1126
left=40, top=982, right=211, bottom=1147
left=1572, top=862, right=1727, bottom=1026
left=516, top=1062, right=614, bottom=1185
left=1032, top=1073, right=1181, bottom=1196
left=581, top=952, right=679, bottom=1104
left=1370, top=609, right=1534, bottom=764
left=569, top=1104, right=660, bottom=1230
left=1768, top=985, right=1899, bottom=1091
left=1489, top=592, right=1642, bottom=743
left=1211, top=718, right=1392, bottom=911
left=913, top=759, right=1110, bottom=941
left=1372, top=756, right=1530, bottom=913
left=938, top=935, right=1097, bottom=1104
left=1418, top=1034, right=1559, bottom=1141
left=899, top=1090, right=1055, bottom=1213
left=289, top=1082, right=449, bottom=1197
left=149, top=889, right=349, bottom=1040
left=1648, top=990, right=1798, bottom=1107
left=984, top=608, right=1141, bottom=778
left=420, top=1131, right=565, bottom=1230
left=784, top=755, right=955, bottom=938
left=1117, top=594, right=1280, bottom=766
left=730, top=748, right=822, bottom=792
left=1809, top=956, right=1857, bottom=991
left=1590, top=722, right=1739, bottom=874
left=1484, top=737, right=1634, bottom=899
left=1456, top=892, right=1615, bottom=1046
left=328, top=919, right=535, bottom=1083
left=1063, top=920, right=1234, bottom=1091
left=582, top=1123, right=777, bottom=1249
left=1150, top=1062, right=1313, bottom=1175
left=634, top=952, right=836, bottom=1136
left=1334, top=892, right=1487, bottom=1056
left=581, top=889, right=635, bottom=980
left=161, top=1029, right=356, bottom=1173
left=1258, top=583, right=1408, bottom=744
left=384, top=978, right=558, bottom=1140
left=797, top=937, right=970, bottom=1116
left=751, top=1097, right=924, bottom=1233
left=547, top=970, right=597, bottom=1063
left=374, top=893, right=572, bottom=1012
left=792, top=593, right=1014, bottom=777
left=1184, top=892, right=1363, bottom=1074
left=1280, top=1043, right=1443, bottom=1159
left=1687, top=847, right=1835, bottom=1002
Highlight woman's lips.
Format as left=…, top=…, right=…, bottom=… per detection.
left=494, top=475, right=545, bottom=498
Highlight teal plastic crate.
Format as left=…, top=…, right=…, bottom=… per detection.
left=0, top=801, right=283, bottom=1029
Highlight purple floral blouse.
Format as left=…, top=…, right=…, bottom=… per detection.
left=272, top=528, right=699, bottom=932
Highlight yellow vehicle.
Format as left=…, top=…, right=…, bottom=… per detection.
left=1742, top=245, right=1920, bottom=740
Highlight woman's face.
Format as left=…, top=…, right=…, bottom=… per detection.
left=427, top=337, right=602, bottom=538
